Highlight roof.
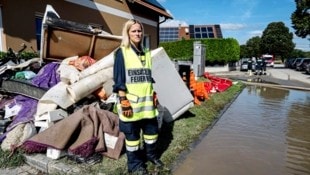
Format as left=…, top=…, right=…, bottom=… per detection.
left=144, top=0, right=165, bottom=9
left=134, top=0, right=173, bottom=19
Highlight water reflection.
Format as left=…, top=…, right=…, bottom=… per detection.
left=173, top=85, right=310, bottom=175
left=285, top=90, right=310, bottom=174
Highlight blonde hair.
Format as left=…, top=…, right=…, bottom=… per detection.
left=121, top=19, right=144, bottom=48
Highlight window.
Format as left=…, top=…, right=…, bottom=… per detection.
left=189, top=25, right=194, bottom=33
left=159, top=27, right=179, bottom=42
left=35, top=14, right=43, bottom=51
left=214, top=25, right=223, bottom=38
left=143, top=35, right=150, bottom=49
left=202, top=33, right=208, bottom=38
left=207, top=27, right=213, bottom=32
left=208, top=33, right=214, bottom=38
left=195, top=33, right=201, bottom=38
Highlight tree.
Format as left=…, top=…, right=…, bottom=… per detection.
left=245, top=36, right=261, bottom=58
left=290, top=49, right=306, bottom=58
left=260, top=22, right=295, bottom=60
left=239, top=45, right=248, bottom=58
left=291, top=0, right=310, bottom=38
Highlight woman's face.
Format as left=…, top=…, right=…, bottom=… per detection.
left=129, top=23, right=142, bottom=46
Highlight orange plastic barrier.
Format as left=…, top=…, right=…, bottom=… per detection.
left=189, top=71, right=209, bottom=105
left=204, top=72, right=232, bottom=92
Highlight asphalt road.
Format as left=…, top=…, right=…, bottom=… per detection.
left=214, top=65, right=310, bottom=90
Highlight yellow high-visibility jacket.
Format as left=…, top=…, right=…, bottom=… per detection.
left=117, top=46, right=158, bottom=122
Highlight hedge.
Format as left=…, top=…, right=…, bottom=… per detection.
left=159, top=38, right=240, bottom=64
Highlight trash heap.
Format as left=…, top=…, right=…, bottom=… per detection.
left=0, top=52, right=124, bottom=164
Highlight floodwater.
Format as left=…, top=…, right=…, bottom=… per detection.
left=173, top=85, right=310, bottom=175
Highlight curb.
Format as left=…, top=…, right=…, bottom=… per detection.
left=24, top=154, right=81, bottom=174
left=242, top=81, right=310, bottom=91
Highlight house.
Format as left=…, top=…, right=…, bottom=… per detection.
left=0, top=0, right=172, bottom=53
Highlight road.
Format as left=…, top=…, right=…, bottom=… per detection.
left=214, top=65, right=310, bottom=89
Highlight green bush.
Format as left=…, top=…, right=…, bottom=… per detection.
left=159, top=38, right=240, bottom=64
left=159, top=40, right=194, bottom=61
left=0, top=52, right=7, bottom=60
left=0, top=51, right=39, bottom=61
left=19, top=52, right=39, bottom=60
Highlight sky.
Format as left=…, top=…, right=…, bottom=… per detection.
left=157, top=0, right=310, bottom=52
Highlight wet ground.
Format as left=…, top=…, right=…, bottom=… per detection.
left=173, top=85, right=310, bottom=175
left=215, top=67, right=310, bottom=89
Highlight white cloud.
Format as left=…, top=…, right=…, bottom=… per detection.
left=220, top=23, right=246, bottom=30
left=160, top=19, right=188, bottom=27
left=249, top=30, right=262, bottom=37
left=232, top=0, right=258, bottom=21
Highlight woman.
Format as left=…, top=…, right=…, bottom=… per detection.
left=113, top=19, right=163, bottom=174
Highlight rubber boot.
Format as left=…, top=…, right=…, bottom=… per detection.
left=126, top=150, right=147, bottom=174
left=144, top=143, right=164, bottom=169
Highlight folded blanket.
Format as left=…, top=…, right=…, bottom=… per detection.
left=0, top=95, right=38, bottom=142
left=31, top=62, right=61, bottom=89
left=22, top=105, right=124, bottom=159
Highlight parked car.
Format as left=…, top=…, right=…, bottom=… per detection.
left=284, top=58, right=296, bottom=68
left=240, top=59, right=256, bottom=71
left=295, top=58, right=310, bottom=71
left=306, top=63, right=310, bottom=74
left=291, top=58, right=303, bottom=69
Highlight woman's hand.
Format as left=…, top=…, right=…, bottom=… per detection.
left=120, top=96, right=133, bottom=117
left=153, top=92, right=158, bottom=108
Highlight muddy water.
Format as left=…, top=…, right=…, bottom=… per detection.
left=173, top=85, right=310, bottom=175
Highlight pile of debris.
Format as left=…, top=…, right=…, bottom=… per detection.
left=0, top=51, right=125, bottom=163
left=0, top=4, right=125, bottom=164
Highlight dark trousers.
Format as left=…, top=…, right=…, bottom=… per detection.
left=119, top=118, right=159, bottom=172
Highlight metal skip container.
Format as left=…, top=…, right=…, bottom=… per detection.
left=151, top=47, right=194, bottom=122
